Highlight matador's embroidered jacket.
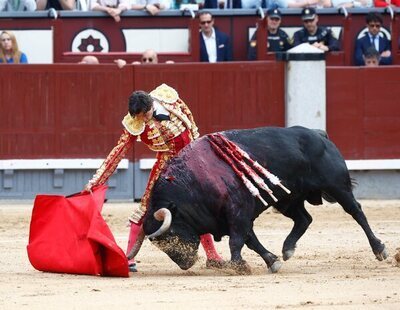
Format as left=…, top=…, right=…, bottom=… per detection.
left=88, top=84, right=199, bottom=222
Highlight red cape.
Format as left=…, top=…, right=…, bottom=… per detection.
left=27, top=185, right=129, bottom=277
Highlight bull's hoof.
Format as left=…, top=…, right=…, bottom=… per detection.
left=206, top=259, right=227, bottom=269
left=375, top=245, right=388, bottom=261
left=268, top=261, right=282, bottom=274
left=228, top=260, right=252, bottom=275
left=282, top=249, right=295, bottom=261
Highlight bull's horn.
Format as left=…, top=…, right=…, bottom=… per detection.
left=147, top=208, right=172, bottom=239
left=126, top=227, right=145, bottom=260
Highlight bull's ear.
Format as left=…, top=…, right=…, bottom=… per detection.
left=168, top=201, right=177, bottom=215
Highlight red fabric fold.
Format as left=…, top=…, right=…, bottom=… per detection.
left=27, top=185, right=129, bottom=277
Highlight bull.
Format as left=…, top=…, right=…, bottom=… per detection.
left=130, top=126, right=388, bottom=273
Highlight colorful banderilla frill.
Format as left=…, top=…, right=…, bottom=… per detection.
left=207, top=133, right=291, bottom=206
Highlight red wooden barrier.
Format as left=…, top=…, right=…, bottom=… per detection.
left=2, top=63, right=400, bottom=161
left=327, top=66, right=400, bottom=159
left=0, top=62, right=285, bottom=160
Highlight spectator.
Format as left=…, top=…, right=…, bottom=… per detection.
left=0, top=0, right=36, bottom=11
left=273, top=0, right=331, bottom=8
left=89, top=0, right=129, bottom=22
left=363, top=46, right=380, bottom=67
left=131, top=0, right=171, bottom=15
left=248, top=8, right=293, bottom=60
left=79, top=55, right=100, bottom=64
left=374, top=0, right=400, bottom=7
left=354, top=12, right=391, bottom=66
left=331, top=0, right=372, bottom=8
left=0, top=31, right=28, bottom=64
left=293, top=7, right=340, bottom=52
left=114, top=49, right=174, bottom=67
left=36, top=0, right=76, bottom=10
left=199, top=11, right=232, bottom=62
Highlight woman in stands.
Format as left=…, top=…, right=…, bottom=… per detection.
left=0, top=31, right=28, bottom=64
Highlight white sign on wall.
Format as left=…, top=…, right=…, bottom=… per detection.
left=122, top=29, right=189, bottom=53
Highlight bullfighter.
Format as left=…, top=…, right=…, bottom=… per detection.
left=84, top=83, right=224, bottom=272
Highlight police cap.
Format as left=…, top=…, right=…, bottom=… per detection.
left=301, top=7, right=316, bottom=21
left=267, top=8, right=281, bottom=19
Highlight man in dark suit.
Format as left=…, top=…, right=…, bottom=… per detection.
left=199, top=11, right=233, bottom=62
left=354, top=12, right=392, bottom=66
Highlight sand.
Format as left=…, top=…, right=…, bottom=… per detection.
left=1, top=200, right=399, bottom=309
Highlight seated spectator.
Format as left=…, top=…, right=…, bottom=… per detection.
left=354, top=12, right=391, bottom=66
left=0, top=31, right=28, bottom=64
left=331, top=0, right=372, bottom=7
left=131, top=0, right=171, bottom=15
left=273, top=0, right=331, bottom=9
left=293, top=7, right=340, bottom=52
left=90, top=0, right=129, bottom=22
left=0, top=0, right=36, bottom=11
left=363, top=46, right=380, bottom=67
left=114, top=49, right=174, bottom=67
left=36, top=0, right=76, bottom=10
left=248, top=8, right=293, bottom=60
left=374, top=0, right=400, bottom=7
left=79, top=55, right=100, bottom=64
left=199, top=11, right=232, bottom=62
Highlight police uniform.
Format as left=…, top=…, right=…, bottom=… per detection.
left=293, top=8, right=340, bottom=52
left=248, top=8, right=293, bottom=60
left=293, top=27, right=340, bottom=51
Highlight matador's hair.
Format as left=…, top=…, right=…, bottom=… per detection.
left=128, top=91, right=153, bottom=116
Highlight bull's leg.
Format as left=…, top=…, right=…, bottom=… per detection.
left=328, top=189, right=387, bottom=260
left=228, top=231, right=252, bottom=275
left=245, top=229, right=282, bottom=273
left=280, top=201, right=313, bottom=261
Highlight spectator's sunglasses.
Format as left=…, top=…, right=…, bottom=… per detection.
left=200, top=20, right=213, bottom=25
left=142, top=57, right=153, bottom=63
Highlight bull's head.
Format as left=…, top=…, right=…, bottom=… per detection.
left=142, top=208, right=200, bottom=270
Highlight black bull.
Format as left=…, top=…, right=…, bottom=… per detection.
left=139, top=126, right=388, bottom=273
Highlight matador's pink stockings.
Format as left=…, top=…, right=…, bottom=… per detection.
left=126, top=221, right=142, bottom=271
left=200, top=233, right=223, bottom=262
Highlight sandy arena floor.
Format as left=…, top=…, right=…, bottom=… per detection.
left=0, top=199, right=399, bottom=309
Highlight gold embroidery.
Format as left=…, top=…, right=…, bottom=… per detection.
left=122, top=113, right=145, bottom=136
left=88, top=130, right=134, bottom=187
left=147, top=145, right=170, bottom=152
left=149, top=83, right=179, bottom=104
left=129, top=151, right=175, bottom=223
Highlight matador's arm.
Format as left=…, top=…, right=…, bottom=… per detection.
left=85, top=129, right=135, bottom=191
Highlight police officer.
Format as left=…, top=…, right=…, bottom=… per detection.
left=293, top=7, right=340, bottom=52
left=248, top=8, right=293, bottom=60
